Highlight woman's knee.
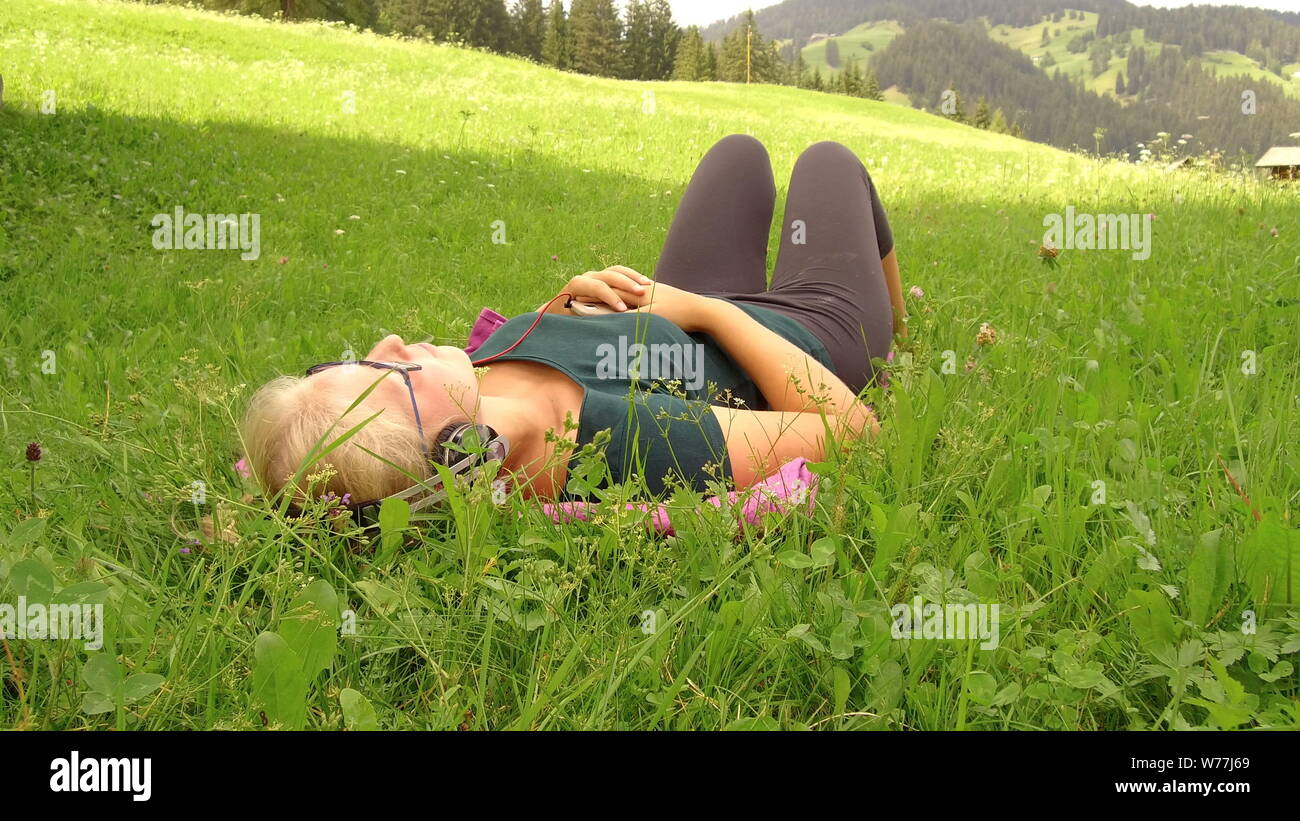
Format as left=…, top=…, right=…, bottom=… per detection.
left=795, top=140, right=866, bottom=173
left=705, top=133, right=771, bottom=167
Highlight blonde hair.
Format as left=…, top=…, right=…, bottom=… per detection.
left=240, top=374, right=429, bottom=504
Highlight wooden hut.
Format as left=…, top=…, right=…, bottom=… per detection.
left=1256, top=146, right=1300, bottom=180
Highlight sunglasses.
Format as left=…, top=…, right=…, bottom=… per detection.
left=306, top=360, right=432, bottom=460
left=303, top=360, right=510, bottom=525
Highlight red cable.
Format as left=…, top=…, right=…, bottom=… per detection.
left=470, top=292, right=573, bottom=366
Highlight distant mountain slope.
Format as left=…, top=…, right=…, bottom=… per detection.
left=872, top=19, right=1300, bottom=157
left=703, top=0, right=1128, bottom=43
left=800, top=20, right=902, bottom=75
left=1198, top=50, right=1300, bottom=100
left=987, top=11, right=1137, bottom=97
left=987, top=12, right=1300, bottom=100
left=711, top=1, right=1300, bottom=158
left=1097, top=3, right=1300, bottom=61
left=709, top=0, right=1300, bottom=56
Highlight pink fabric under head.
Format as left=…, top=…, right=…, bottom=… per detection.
left=542, top=457, right=817, bottom=536
left=464, top=308, right=509, bottom=355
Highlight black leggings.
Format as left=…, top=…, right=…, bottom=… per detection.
left=654, top=134, right=894, bottom=394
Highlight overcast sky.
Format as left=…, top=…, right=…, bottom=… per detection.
left=667, top=0, right=1300, bottom=29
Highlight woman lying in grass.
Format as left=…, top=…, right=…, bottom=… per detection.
left=241, top=135, right=906, bottom=516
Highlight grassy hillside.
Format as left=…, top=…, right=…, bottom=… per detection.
left=988, top=10, right=1100, bottom=69
left=800, top=20, right=903, bottom=76
left=988, top=11, right=1138, bottom=97
left=803, top=10, right=1300, bottom=105
left=1200, top=50, right=1300, bottom=101
left=2, top=0, right=1298, bottom=731
left=988, top=11, right=1300, bottom=101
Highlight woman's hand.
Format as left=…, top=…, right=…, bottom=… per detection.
left=538, top=266, right=653, bottom=314
left=537, top=265, right=716, bottom=332
left=624, top=278, right=716, bottom=333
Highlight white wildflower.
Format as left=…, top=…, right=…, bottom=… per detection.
left=787, top=478, right=808, bottom=507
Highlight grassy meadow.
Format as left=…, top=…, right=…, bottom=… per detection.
left=988, top=10, right=1120, bottom=96
left=1, top=0, right=1298, bottom=731
left=800, top=11, right=1300, bottom=104
left=1200, top=49, right=1300, bottom=102
left=798, top=20, right=902, bottom=77
left=988, top=11, right=1300, bottom=101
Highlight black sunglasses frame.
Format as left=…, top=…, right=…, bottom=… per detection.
left=305, top=360, right=431, bottom=463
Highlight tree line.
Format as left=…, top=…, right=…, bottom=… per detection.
left=142, top=0, right=1299, bottom=159
left=182, top=0, right=679, bottom=80
left=160, top=1, right=887, bottom=101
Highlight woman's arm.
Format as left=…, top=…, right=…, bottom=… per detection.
left=882, top=248, right=907, bottom=337
left=692, top=297, right=878, bottom=437
left=582, top=267, right=879, bottom=481
left=710, top=406, right=849, bottom=488
left=600, top=270, right=877, bottom=435
left=627, top=285, right=879, bottom=483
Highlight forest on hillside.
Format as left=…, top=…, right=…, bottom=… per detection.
left=705, top=0, right=1300, bottom=67
left=703, top=0, right=1129, bottom=41
left=874, top=20, right=1300, bottom=158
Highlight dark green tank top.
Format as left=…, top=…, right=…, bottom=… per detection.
left=469, top=299, right=834, bottom=498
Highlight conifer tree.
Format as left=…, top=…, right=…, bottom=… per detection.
left=622, top=0, right=652, bottom=80
left=541, top=0, right=571, bottom=69
left=790, top=49, right=807, bottom=88
left=715, top=10, right=780, bottom=84
left=863, top=62, right=882, bottom=100
left=717, top=20, right=748, bottom=81
left=673, top=26, right=708, bottom=81
left=645, top=0, right=679, bottom=81
left=840, top=58, right=863, bottom=96
left=569, top=0, right=621, bottom=77
left=377, top=0, right=431, bottom=37
left=340, top=0, right=377, bottom=29
left=510, top=0, right=545, bottom=60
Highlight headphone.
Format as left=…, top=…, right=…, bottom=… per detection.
left=347, top=422, right=511, bottom=524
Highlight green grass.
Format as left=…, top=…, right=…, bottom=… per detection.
left=988, top=11, right=1132, bottom=97
left=990, top=12, right=1300, bottom=102
left=1201, top=50, right=1300, bottom=102
left=800, top=20, right=903, bottom=77
left=2, top=0, right=1298, bottom=731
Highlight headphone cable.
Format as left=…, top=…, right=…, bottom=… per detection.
left=470, top=292, right=574, bottom=366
